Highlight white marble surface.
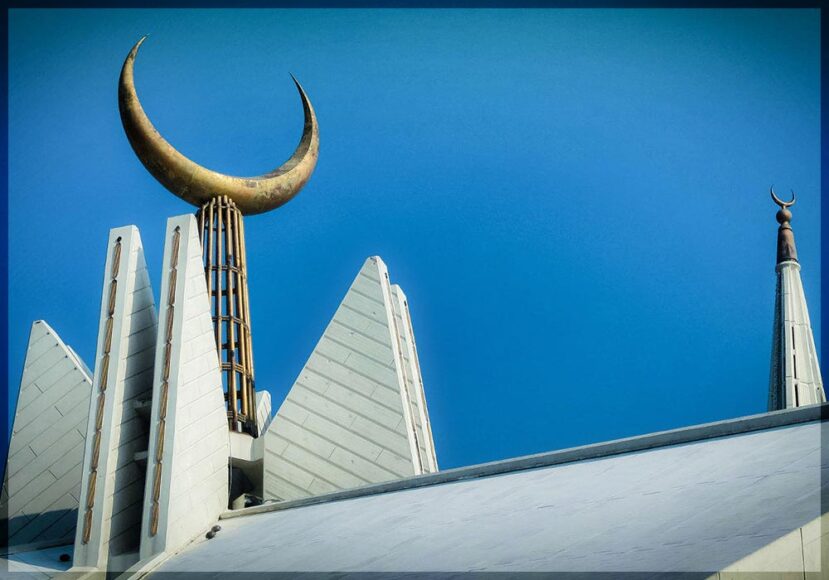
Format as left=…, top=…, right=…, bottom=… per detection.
left=156, top=419, right=824, bottom=575
left=3, top=321, right=92, bottom=547
left=139, top=215, right=229, bottom=560
left=263, top=257, right=432, bottom=502
left=72, top=225, right=157, bottom=570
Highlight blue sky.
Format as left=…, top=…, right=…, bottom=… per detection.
left=7, top=9, right=821, bottom=469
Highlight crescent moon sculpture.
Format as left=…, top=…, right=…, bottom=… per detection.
left=770, top=186, right=796, bottom=209
left=118, top=36, right=319, bottom=215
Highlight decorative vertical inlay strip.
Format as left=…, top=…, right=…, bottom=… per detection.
left=82, top=237, right=122, bottom=544
left=384, top=271, right=424, bottom=474
left=402, top=296, right=437, bottom=471
left=149, top=226, right=181, bottom=536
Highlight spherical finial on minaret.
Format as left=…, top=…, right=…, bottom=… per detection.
left=770, top=186, right=798, bottom=264
left=775, top=208, right=792, bottom=225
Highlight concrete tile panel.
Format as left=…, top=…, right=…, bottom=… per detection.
left=375, top=448, right=419, bottom=477
left=9, top=429, right=83, bottom=491
left=281, top=444, right=367, bottom=489
left=329, top=447, right=398, bottom=482
left=331, top=309, right=393, bottom=344
left=2, top=320, right=92, bottom=548
left=299, top=412, right=385, bottom=461
left=267, top=418, right=337, bottom=459
left=298, top=374, right=403, bottom=429
left=264, top=472, right=311, bottom=501
left=265, top=456, right=316, bottom=491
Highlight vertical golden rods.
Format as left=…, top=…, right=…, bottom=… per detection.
left=232, top=208, right=251, bottom=424
left=206, top=199, right=215, bottom=322
left=238, top=215, right=255, bottom=380
left=238, top=214, right=257, bottom=432
left=195, top=196, right=258, bottom=436
left=216, top=197, right=236, bottom=429
left=225, top=197, right=243, bottom=421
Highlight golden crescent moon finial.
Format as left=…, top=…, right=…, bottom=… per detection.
left=118, top=37, right=319, bottom=216
left=770, top=186, right=796, bottom=209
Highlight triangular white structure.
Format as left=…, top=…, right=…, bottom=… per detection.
left=768, top=199, right=825, bottom=410
left=139, top=214, right=229, bottom=560
left=263, top=256, right=437, bottom=502
left=2, top=321, right=93, bottom=548
left=72, top=226, right=157, bottom=572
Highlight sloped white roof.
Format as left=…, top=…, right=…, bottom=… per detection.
left=151, top=405, right=825, bottom=575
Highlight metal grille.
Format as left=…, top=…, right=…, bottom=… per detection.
left=197, top=196, right=258, bottom=436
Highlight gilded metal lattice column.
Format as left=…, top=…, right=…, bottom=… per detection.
left=197, top=196, right=258, bottom=436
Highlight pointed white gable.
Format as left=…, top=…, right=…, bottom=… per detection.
left=263, top=256, right=437, bottom=502
left=72, top=226, right=157, bottom=571
left=139, top=214, right=228, bottom=560
left=2, top=321, right=93, bottom=548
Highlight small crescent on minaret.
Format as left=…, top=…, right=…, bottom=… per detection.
left=118, top=36, right=319, bottom=216
left=770, top=186, right=796, bottom=209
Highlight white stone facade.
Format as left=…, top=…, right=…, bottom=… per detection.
left=72, top=226, right=157, bottom=571
left=138, top=215, right=229, bottom=560
left=2, top=321, right=93, bottom=548
left=153, top=409, right=827, bottom=576
left=263, top=256, right=437, bottom=502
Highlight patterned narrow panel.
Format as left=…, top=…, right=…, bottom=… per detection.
left=264, top=256, right=428, bottom=502
left=72, top=225, right=157, bottom=572
left=2, top=321, right=93, bottom=548
left=139, top=214, right=228, bottom=560
left=769, top=263, right=825, bottom=410
left=390, top=285, right=438, bottom=473
left=389, top=286, right=428, bottom=473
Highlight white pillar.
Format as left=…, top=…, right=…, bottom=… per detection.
left=139, top=214, right=229, bottom=560
left=72, top=225, right=157, bottom=571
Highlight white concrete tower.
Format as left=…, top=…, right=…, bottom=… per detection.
left=768, top=189, right=825, bottom=410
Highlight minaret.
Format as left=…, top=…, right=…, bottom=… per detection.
left=767, top=188, right=825, bottom=410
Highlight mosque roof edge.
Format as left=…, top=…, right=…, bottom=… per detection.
left=222, top=402, right=828, bottom=521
